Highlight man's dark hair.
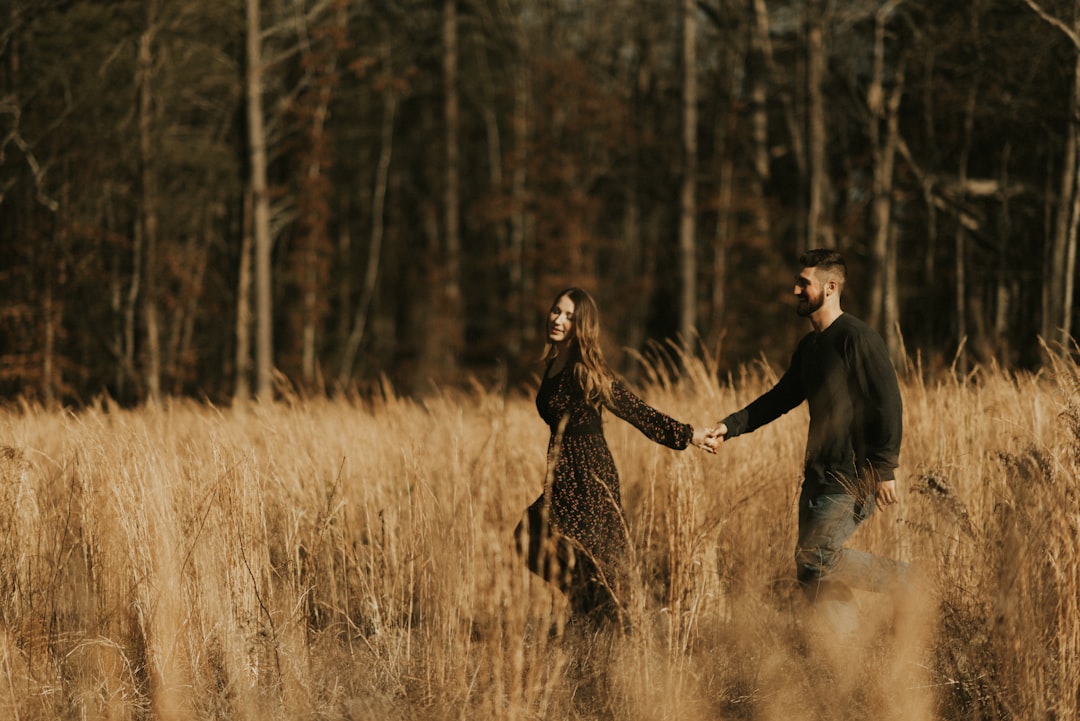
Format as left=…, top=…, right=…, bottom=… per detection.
left=799, top=249, right=847, bottom=282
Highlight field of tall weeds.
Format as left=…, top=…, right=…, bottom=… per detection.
left=0, top=352, right=1077, bottom=720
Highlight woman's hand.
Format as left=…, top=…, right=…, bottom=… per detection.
left=692, top=427, right=719, bottom=454
left=708, top=422, right=728, bottom=443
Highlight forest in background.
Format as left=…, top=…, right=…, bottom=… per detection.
left=2, top=0, right=1080, bottom=406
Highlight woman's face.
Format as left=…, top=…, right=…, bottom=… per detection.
left=548, top=294, right=575, bottom=346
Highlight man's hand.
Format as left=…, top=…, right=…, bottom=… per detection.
left=875, top=479, right=898, bottom=511
left=708, top=422, right=728, bottom=442
left=691, top=427, right=718, bottom=454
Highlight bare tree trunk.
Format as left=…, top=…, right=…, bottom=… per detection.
left=867, top=5, right=888, bottom=331
left=1045, top=100, right=1076, bottom=348
left=629, top=209, right=662, bottom=358
left=103, top=187, right=130, bottom=396
left=339, top=38, right=395, bottom=387
left=510, top=48, right=530, bottom=361
left=168, top=227, right=209, bottom=394
left=1024, top=0, right=1080, bottom=351
left=1064, top=122, right=1079, bottom=344
left=246, top=0, right=274, bottom=399
left=885, top=219, right=900, bottom=361
left=955, top=225, right=968, bottom=373
left=995, top=143, right=1014, bottom=356
left=43, top=253, right=56, bottom=407
left=1059, top=22, right=1080, bottom=347
left=418, top=0, right=464, bottom=386
left=756, top=0, right=807, bottom=248
left=478, top=36, right=514, bottom=369
left=138, top=10, right=162, bottom=404
left=750, top=0, right=772, bottom=186
left=712, top=129, right=733, bottom=349
left=125, top=199, right=142, bottom=401
left=295, top=7, right=346, bottom=390
left=235, top=191, right=253, bottom=402
left=748, top=0, right=772, bottom=246
left=955, top=82, right=979, bottom=373
left=300, top=65, right=335, bottom=388
left=442, top=0, right=464, bottom=372
left=805, top=0, right=833, bottom=250
left=678, top=0, right=698, bottom=344
left=621, top=18, right=655, bottom=372
left=621, top=196, right=643, bottom=360
left=709, top=4, right=747, bottom=351
left=336, top=198, right=351, bottom=349
left=868, top=0, right=905, bottom=361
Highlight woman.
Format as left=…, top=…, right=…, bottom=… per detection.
left=515, top=287, right=715, bottom=623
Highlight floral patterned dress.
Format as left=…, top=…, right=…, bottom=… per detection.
left=525, top=359, right=694, bottom=571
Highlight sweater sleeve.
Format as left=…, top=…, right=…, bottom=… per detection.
left=847, top=328, right=903, bottom=481
left=608, top=380, right=693, bottom=450
left=722, top=344, right=807, bottom=438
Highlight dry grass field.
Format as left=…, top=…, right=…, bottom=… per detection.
left=0, top=352, right=1077, bottom=721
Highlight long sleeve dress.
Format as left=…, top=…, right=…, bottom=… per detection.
left=524, top=358, right=694, bottom=573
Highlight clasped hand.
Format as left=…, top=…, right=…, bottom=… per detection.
left=691, top=422, right=728, bottom=454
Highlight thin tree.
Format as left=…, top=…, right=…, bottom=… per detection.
left=867, top=0, right=906, bottom=362
left=294, top=2, right=346, bottom=388
left=953, top=80, right=979, bottom=374
left=443, top=0, right=464, bottom=371
left=417, top=0, right=464, bottom=386
left=138, top=0, right=162, bottom=404
left=235, top=191, right=253, bottom=402
left=679, top=0, right=698, bottom=343
left=749, top=0, right=773, bottom=242
left=617, top=4, right=658, bottom=365
left=805, top=0, right=834, bottom=249
left=246, top=0, right=274, bottom=399
left=509, top=24, right=530, bottom=362
left=339, top=36, right=396, bottom=386
left=1023, top=0, right=1080, bottom=351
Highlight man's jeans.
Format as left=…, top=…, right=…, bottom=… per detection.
left=796, top=490, right=908, bottom=632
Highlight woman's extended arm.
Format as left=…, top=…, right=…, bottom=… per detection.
left=607, top=380, right=697, bottom=450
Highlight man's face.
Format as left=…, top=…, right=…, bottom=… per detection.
left=794, top=267, right=826, bottom=317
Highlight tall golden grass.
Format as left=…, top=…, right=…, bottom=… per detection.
left=0, top=351, right=1077, bottom=720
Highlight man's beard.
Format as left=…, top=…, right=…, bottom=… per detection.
left=796, top=295, right=823, bottom=317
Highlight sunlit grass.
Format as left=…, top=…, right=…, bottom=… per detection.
left=0, top=352, right=1077, bottom=720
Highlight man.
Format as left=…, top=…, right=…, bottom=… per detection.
left=709, top=249, right=907, bottom=630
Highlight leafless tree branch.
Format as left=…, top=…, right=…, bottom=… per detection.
left=1021, top=0, right=1080, bottom=48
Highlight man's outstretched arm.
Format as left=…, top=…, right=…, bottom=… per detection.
left=711, top=351, right=807, bottom=442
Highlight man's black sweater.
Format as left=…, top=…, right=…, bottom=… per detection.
left=721, top=313, right=903, bottom=497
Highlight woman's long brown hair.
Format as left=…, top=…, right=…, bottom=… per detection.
left=543, top=287, right=614, bottom=411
